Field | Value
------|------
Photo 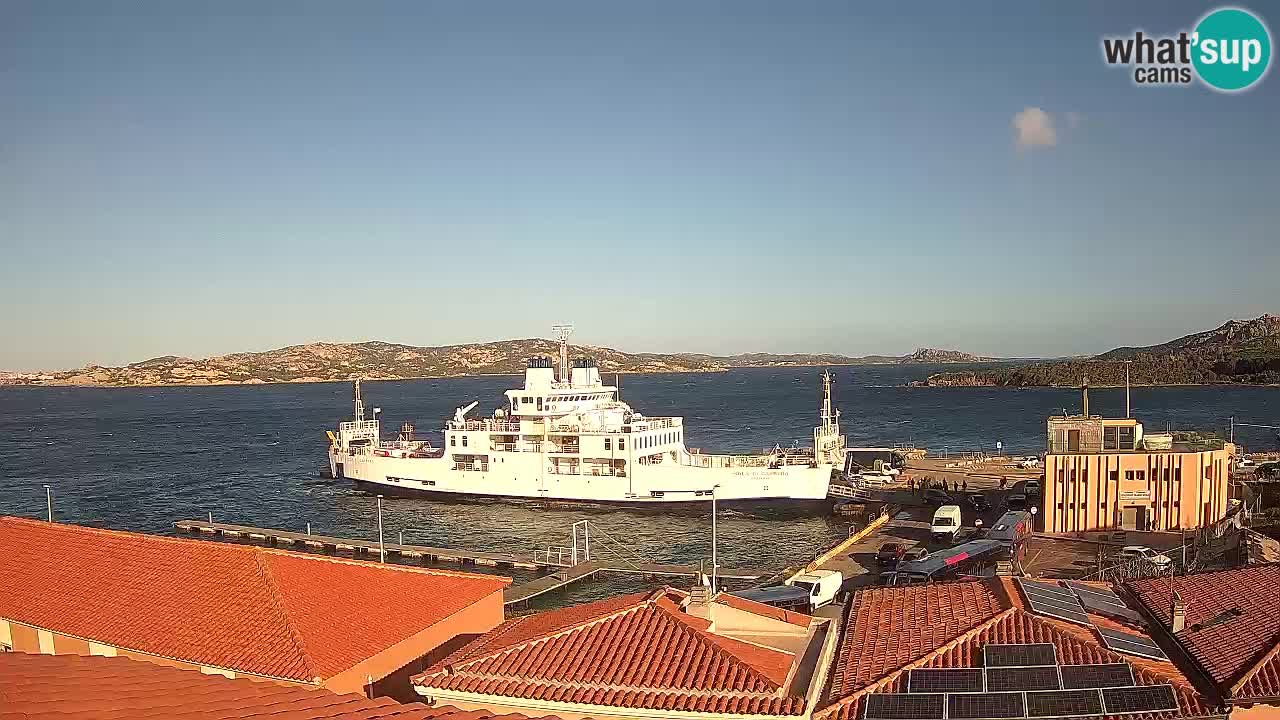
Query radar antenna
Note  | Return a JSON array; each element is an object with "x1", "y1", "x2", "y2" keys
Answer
[{"x1": 552, "y1": 324, "x2": 574, "y2": 382}]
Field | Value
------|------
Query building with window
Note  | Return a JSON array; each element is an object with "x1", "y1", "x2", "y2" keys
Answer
[{"x1": 1042, "y1": 402, "x2": 1234, "y2": 533}]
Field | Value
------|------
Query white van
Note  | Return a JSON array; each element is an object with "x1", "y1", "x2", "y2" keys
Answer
[
  {"x1": 784, "y1": 569, "x2": 844, "y2": 611},
  {"x1": 931, "y1": 505, "x2": 963, "y2": 542}
]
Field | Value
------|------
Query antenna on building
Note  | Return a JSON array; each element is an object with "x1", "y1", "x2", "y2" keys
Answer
[
  {"x1": 1124, "y1": 360, "x2": 1132, "y2": 418},
  {"x1": 551, "y1": 324, "x2": 574, "y2": 382},
  {"x1": 1081, "y1": 375, "x2": 1089, "y2": 417}
]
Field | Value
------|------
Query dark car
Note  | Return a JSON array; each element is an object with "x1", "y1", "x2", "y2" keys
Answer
[
  {"x1": 924, "y1": 489, "x2": 953, "y2": 506},
  {"x1": 901, "y1": 546, "x2": 929, "y2": 563},
  {"x1": 875, "y1": 542, "x2": 905, "y2": 566},
  {"x1": 1006, "y1": 493, "x2": 1028, "y2": 511},
  {"x1": 968, "y1": 494, "x2": 992, "y2": 512}
]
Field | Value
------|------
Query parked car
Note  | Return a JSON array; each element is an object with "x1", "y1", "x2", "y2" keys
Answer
[
  {"x1": 1018, "y1": 457, "x2": 1041, "y2": 469},
  {"x1": 925, "y1": 488, "x2": 954, "y2": 506},
  {"x1": 1024, "y1": 479, "x2": 1042, "y2": 498},
  {"x1": 875, "y1": 542, "x2": 906, "y2": 566},
  {"x1": 1116, "y1": 546, "x2": 1172, "y2": 568},
  {"x1": 901, "y1": 546, "x2": 929, "y2": 563},
  {"x1": 1006, "y1": 494, "x2": 1027, "y2": 511},
  {"x1": 1237, "y1": 458, "x2": 1256, "y2": 468},
  {"x1": 968, "y1": 494, "x2": 992, "y2": 512}
]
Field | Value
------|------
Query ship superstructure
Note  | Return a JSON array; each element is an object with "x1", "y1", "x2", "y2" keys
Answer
[{"x1": 328, "y1": 328, "x2": 845, "y2": 506}]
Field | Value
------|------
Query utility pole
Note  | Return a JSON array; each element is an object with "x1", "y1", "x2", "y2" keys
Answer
[
  {"x1": 711, "y1": 485, "x2": 720, "y2": 594},
  {"x1": 43, "y1": 485, "x2": 53, "y2": 522},
  {"x1": 376, "y1": 495, "x2": 385, "y2": 563},
  {"x1": 1124, "y1": 361, "x2": 1131, "y2": 419}
]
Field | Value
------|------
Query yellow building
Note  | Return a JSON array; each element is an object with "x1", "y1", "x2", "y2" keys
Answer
[{"x1": 1043, "y1": 405, "x2": 1233, "y2": 533}]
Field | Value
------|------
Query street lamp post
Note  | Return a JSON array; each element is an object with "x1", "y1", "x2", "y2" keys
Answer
[
  {"x1": 376, "y1": 495, "x2": 385, "y2": 563},
  {"x1": 711, "y1": 484, "x2": 720, "y2": 594},
  {"x1": 43, "y1": 485, "x2": 52, "y2": 522}
]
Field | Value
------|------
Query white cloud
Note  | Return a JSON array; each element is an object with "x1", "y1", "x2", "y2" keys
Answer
[{"x1": 1012, "y1": 107, "x2": 1057, "y2": 150}]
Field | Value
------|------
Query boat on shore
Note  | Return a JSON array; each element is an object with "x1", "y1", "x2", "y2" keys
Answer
[{"x1": 327, "y1": 327, "x2": 846, "y2": 508}]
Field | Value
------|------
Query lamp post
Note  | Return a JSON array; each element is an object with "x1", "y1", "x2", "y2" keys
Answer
[
  {"x1": 711, "y1": 484, "x2": 721, "y2": 594},
  {"x1": 43, "y1": 485, "x2": 52, "y2": 522},
  {"x1": 376, "y1": 495, "x2": 385, "y2": 563}
]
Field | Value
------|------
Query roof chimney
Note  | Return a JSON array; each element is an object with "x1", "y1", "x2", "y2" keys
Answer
[
  {"x1": 1081, "y1": 376, "x2": 1090, "y2": 417},
  {"x1": 685, "y1": 585, "x2": 713, "y2": 621},
  {"x1": 1172, "y1": 591, "x2": 1186, "y2": 633}
]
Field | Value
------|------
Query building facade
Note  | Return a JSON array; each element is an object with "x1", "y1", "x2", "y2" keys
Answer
[{"x1": 1043, "y1": 415, "x2": 1233, "y2": 533}]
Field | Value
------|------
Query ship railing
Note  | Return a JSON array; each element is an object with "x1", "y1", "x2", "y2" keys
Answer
[
  {"x1": 448, "y1": 419, "x2": 521, "y2": 432},
  {"x1": 628, "y1": 417, "x2": 677, "y2": 431},
  {"x1": 684, "y1": 451, "x2": 818, "y2": 469},
  {"x1": 340, "y1": 420, "x2": 380, "y2": 435}
]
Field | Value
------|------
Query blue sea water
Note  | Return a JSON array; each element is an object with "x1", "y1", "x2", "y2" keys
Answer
[{"x1": 1, "y1": 364, "x2": 1274, "y2": 607}]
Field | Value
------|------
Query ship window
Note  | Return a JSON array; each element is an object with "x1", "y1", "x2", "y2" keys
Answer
[
  {"x1": 450, "y1": 436, "x2": 456, "y2": 447},
  {"x1": 523, "y1": 396, "x2": 532, "y2": 403},
  {"x1": 537, "y1": 397, "x2": 543, "y2": 411},
  {"x1": 619, "y1": 438, "x2": 625, "y2": 450},
  {"x1": 604, "y1": 438, "x2": 612, "y2": 450},
  {"x1": 512, "y1": 398, "x2": 519, "y2": 410}
]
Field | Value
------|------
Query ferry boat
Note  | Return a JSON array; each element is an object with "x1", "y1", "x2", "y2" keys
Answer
[{"x1": 327, "y1": 328, "x2": 846, "y2": 508}]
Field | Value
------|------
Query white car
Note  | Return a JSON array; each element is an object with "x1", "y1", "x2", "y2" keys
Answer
[
  {"x1": 1116, "y1": 546, "x2": 1172, "y2": 567},
  {"x1": 1018, "y1": 457, "x2": 1041, "y2": 469},
  {"x1": 1238, "y1": 458, "x2": 1256, "y2": 468}
]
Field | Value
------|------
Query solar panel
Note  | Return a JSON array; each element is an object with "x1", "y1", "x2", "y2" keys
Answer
[
  {"x1": 984, "y1": 643, "x2": 1058, "y2": 667},
  {"x1": 1022, "y1": 592, "x2": 1093, "y2": 626},
  {"x1": 1097, "y1": 627, "x2": 1169, "y2": 661},
  {"x1": 1020, "y1": 579, "x2": 1078, "y2": 601},
  {"x1": 907, "y1": 668, "x2": 984, "y2": 693},
  {"x1": 1059, "y1": 663, "x2": 1136, "y2": 689},
  {"x1": 1065, "y1": 582, "x2": 1145, "y2": 624},
  {"x1": 863, "y1": 693, "x2": 946, "y2": 720},
  {"x1": 1025, "y1": 689, "x2": 1105, "y2": 718},
  {"x1": 947, "y1": 692, "x2": 1026, "y2": 719},
  {"x1": 1101, "y1": 685, "x2": 1179, "y2": 714},
  {"x1": 986, "y1": 665, "x2": 1062, "y2": 692}
]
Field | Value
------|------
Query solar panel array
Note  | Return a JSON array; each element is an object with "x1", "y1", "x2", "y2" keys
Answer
[
  {"x1": 864, "y1": 644, "x2": 1180, "y2": 720},
  {"x1": 1064, "y1": 581, "x2": 1145, "y2": 624},
  {"x1": 1015, "y1": 579, "x2": 1092, "y2": 626},
  {"x1": 1016, "y1": 578, "x2": 1174, "y2": 663},
  {"x1": 1097, "y1": 626, "x2": 1170, "y2": 661}
]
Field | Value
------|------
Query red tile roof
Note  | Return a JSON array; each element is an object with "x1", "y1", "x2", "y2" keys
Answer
[
  {"x1": 1130, "y1": 563, "x2": 1280, "y2": 701},
  {"x1": 0, "y1": 516, "x2": 509, "y2": 683},
  {"x1": 827, "y1": 579, "x2": 1007, "y2": 696},
  {"x1": 819, "y1": 578, "x2": 1214, "y2": 720},
  {"x1": 415, "y1": 589, "x2": 805, "y2": 716},
  {"x1": 0, "y1": 651, "x2": 561, "y2": 720}
]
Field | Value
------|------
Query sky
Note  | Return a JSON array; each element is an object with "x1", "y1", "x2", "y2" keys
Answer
[{"x1": 2, "y1": 1, "x2": 1277, "y2": 370}]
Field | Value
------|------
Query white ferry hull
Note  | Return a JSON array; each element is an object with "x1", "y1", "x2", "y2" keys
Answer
[{"x1": 331, "y1": 450, "x2": 835, "y2": 505}]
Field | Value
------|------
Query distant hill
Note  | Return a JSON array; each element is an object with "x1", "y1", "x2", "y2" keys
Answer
[
  {"x1": 921, "y1": 314, "x2": 1280, "y2": 387},
  {"x1": 0, "y1": 341, "x2": 996, "y2": 388}
]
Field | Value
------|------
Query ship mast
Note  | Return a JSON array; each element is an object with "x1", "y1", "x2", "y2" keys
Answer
[
  {"x1": 353, "y1": 378, "x2": 365, "y2": 422},
  {"x1": 552, "y1": 324, "x2": 574, "y2": 383}
]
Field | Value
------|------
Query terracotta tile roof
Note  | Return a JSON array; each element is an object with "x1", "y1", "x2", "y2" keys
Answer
[
  {"x1": 827, "y1": 579, "x2": 1007, "y2": 696},
  {"x1": 1130, "y1": 563, "x2": 1280, "y2": 701},
  {"x1": 415, "y1": 589, "x2": 805, "y2": 716},
  {"x1": 820, "y1": 578, "x2": 1215, "y2": 720},
  {"x1": 0, "y1": 516, "x2": 508, "y2": 683},
  {"x1": 0, "y1": 651, "x2": 561, "y2": 720},
  {"x1": 718, "y1": 592, "x2": 813, "y2": 627}
]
